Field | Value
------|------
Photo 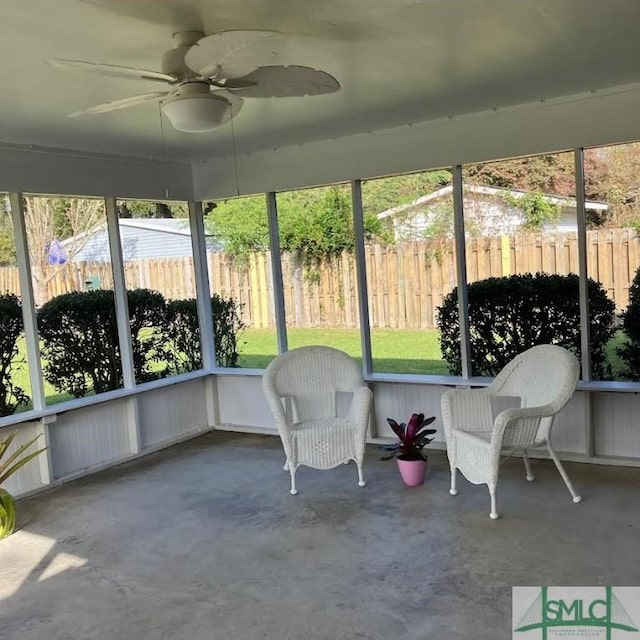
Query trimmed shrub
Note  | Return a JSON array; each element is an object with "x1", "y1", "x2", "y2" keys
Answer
[
  {"x1": 166, "y1": 294, "x2": 245, "y2": 370},
  {"x1": 618, "y1": 267, "x2": 640, "y2": 379},
  {"x1": 166, "y1": 298, "x2": 201, "y2": 373},
  {"x1": 0, "y1": 293, "x2": 29, "y2": 416},
  {"x1": 38, "y1": 288, "x2": 171, "y2": 398},
  {"x1": 38, "y1": 290, "x2": 121, "y2": 397},
  {"x1": 127, "y1": 288, "x2": 169, "y2": 383},
  {"x1": 437, "y1": 273, "x2": 615, "y2": 378}
]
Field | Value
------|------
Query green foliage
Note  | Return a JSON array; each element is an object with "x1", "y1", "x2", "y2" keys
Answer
[
  {"x1": 437, "y1": 273, "x2": 615, "y2": 378},
  {"x1": 618, "y1": 266, "x2": 640, "y2": 379},
  {"x1": 0, "y1": 199, "x2": 16, "y2": 266},
  {"x1": 205, "y1": 195, "x2": 268, "y2": 265},
  {"x1": 38, "y1": 290, "x2": 121, "y2": 397},
  {"x1": 464, "y1": 154, "x2": 576, "y2": 196},
  {"x1": 166, "y1": 298, "x2": 201, "y2": 373},
  {"x1": 165, "y1": 294, "x2": 245, "y2": 370},
  {"x1": 37, "y1": 289, "x2": 174, "y2": 398},
  {"x1": 127, "y1": 289, "x2": 169, "y2": 383},
  {"x1": 503, "y1": 191, "x2": 560, "y2": 231},
  {"x1": 211, "y1": 294, "x2": 245, "y2": 367},
  {"x1": 205, "y1": 186, "x2": 389, "y2": 274},
  {"x1": 0, "y1": 432, "x2": 47, "y2": 538},
  {"x1": 37, "y1": 287, "x2": 246, "y2": 398},
  {"x1": 0, "y1": 489, "x2": 15, "y2": 539},
  {"x1": 362, "y1": 169, "x2": 452, "y2": 214},
  {"x1": 0, "y1": 294, "x2": 29, "y2": 416},
  {"x1": 118, "y1": 201, "x2": 188, "y2": 219}
]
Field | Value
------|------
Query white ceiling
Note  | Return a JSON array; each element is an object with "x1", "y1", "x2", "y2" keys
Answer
[{"x1": 2, "y1": 0, "x2": 640, "y2": 164}]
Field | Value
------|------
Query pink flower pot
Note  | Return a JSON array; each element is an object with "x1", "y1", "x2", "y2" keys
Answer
[{"x1": 397, "y1": 458, "x2": 427, "y2": 486}]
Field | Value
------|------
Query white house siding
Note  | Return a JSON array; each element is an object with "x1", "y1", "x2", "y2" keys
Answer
[
  {"x1": 73, "y1": 225, "x2": 193, "y2": 262},
  {"x1": 392, "y1": 193, "x2": 579, "y2": 240}
]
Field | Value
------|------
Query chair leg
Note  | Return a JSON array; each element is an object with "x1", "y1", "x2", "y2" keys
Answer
[
  {"x1": 449, "y1": 467, "x2": 458, "y2": 496},
  {"x1": 547, "y1": 441, "x2": 582, "y2": 504},
  {"x1": 523, "y1": 450, "x2": 535, "y2": 481},
  {"x1": 489, "y1": 484, "x2": 499, "y2": 520},
  {"x1": 357, "y1": 462, "x2": 366, "y2": 487},
  {"x1": 289, "y1": 465, "x2": 298, "y2": 495}
]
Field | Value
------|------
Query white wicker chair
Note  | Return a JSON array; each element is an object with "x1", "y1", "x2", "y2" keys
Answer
[
  {"x1": 441, "y1": 344, "x2": 581, "y2": 519},
  {"x1": 262, "y1": 346, "x2": 372, "y2": 495}
]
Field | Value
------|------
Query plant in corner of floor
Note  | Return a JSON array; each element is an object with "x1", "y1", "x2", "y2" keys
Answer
[
  {"x1": 380, "y1": 413, "x2": 437, "y2": 462},
  {"x1": 0, "y1": 432, "x2": 47, "y2": 539}
]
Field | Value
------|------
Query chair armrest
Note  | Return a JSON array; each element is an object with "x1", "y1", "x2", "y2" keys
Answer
[
  {"x1": 263, "y1": 387, "x2": 293, "y2": 437},
  {"x1": 441, "y1": 388, "x2": 493, "y2": 436},
  {"x1": 347, "y1": 385, "x2": 373, "y2": 436},
  {"x1": 491, "y1": 404, "x2": 555, "y2": 450}
]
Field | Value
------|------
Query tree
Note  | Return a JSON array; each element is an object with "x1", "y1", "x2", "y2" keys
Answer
[
  {"x1": 0, "y1": 197, "x2": 16, "y2": 266},
  {"x1": 118, "y1": 201, "x2": 188, "y2": 219},
  {"x1": 23, "y1": 197, "x2": 105, "y2": 306},
  {"x1": 361, "y1": 169, "x2": 452, "y2": 214},
  {"x1": 463, "y1": 154, "x2": 577, "y2": 196},
  {"x1": 584, "y1": 142, "x2": 640, "y2": 228},
  {"x1": 204, "y1": 185, "x2": 389, "y2": 271}
]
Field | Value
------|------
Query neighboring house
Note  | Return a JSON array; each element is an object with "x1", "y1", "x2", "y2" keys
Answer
[
  {"x1": 377, "y1": 184, "x2": 608, "y2": 241},
  {"x1": 63, "y1": 218, "x2": 219, "y2": 263}
]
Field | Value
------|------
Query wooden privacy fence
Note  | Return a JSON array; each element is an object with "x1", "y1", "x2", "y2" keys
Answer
[{"x1": 0, "y1": 229, "x2": 638, "y2": 329}]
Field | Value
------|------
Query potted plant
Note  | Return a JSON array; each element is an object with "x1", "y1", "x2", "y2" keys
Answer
[
  {"x1": 0, "y1": 432, "x2": 47, "y2": 539},
  {"x1": 381, "y1": 413, "x2": 437, "y2": 486}
]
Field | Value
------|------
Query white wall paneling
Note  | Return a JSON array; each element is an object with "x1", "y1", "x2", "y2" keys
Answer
[
  {"x1": 3, "y1": 378, "x2": 640, "y2": 502},
  {"x1": 593, "y1": 392, "x2": 640, "y2": 459},
  {"x1": 48, "y1": 401, "x2": 130, "y2": 480},
  {"x1": 138, "y1": 379, "x2": 209, "y2": 450},
  {"x1": 371, "y1": 382, "x2": 589, "y2": 455},
  {"x1": 215, "y1": 375, "x2": 276, "y2": 432},
  {"x1": 370, "y1": 382, "x2": 449, "y2": 443},
  {"x1": 1, "y1": 421, "x2": 44, "y2": 496}
]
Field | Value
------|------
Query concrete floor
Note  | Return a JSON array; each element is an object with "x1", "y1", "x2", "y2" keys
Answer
[{"x1": 1, "y1": 432, "x2": 639, "y2": 640}]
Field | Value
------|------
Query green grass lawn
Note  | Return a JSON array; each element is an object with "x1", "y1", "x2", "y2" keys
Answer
[
  {"x1": 237, "y1": 327, "x2": 631, "y2": 379},
  {"x1": 238, "y1": 328, "x2": 449, "y2": 375}
]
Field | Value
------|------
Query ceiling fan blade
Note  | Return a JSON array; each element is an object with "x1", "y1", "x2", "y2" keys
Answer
[
  {"x1": 228, "y1": 65, "x2": 340, "y2": 98},
  {"x1": 185, "y1": 30, "x2": 283, "y2": 80},
  {"x1": 210, "y1": 78, "x2": 257, "y2": 90},
  {"x1": 69, "y1": 91, "x2": 169, "y2": 117},
  {"x1": 48, "y1": 59, "x2": 176, "y2": 84}
]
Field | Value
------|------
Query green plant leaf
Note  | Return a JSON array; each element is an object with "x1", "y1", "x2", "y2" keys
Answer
[
  {"x1": 0, "y1": 488, "x2": 16, "y2": 539},
  {"x1": 0, "y1": 431, "x2": 17, "y2": 460},
  {"x1": 0, "y1": 434, "x2": 47, "y2": 485}
]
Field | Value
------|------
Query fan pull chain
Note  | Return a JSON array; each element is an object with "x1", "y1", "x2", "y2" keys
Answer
[{"x1": 158, "y1": 102, "x2": 169, "y2": 199}]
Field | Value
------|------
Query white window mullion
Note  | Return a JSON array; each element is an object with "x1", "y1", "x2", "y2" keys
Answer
[
  {"x1": 351, "y1": 179, "x2": 373, "y2": 377},
  {"x1": 452, "y1": 166, "x2": 472, "y2": 379},
  {"x1": 266, "y1": 192, "x2": 288, "y2": 354}
]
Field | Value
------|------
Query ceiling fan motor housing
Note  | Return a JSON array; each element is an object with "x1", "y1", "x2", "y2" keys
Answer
[
  {"x1": 161, "y1": 31, "x2": 205, "y2": 80},
  {"x1": 161, "y1": 82, "x2": 230, "y2": 133}
]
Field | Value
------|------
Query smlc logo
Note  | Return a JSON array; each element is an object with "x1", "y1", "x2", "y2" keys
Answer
[{"x1": 513, "y1": 587, "x2": 640, "y2": 639}]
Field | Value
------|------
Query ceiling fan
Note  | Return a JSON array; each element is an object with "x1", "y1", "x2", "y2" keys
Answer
[{"x1": 48, "y1": 30, "x2": 340, "y2": 133}]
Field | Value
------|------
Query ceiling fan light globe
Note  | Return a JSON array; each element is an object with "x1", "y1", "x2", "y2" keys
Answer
[{"x1": 161, "y1": 94, "x2": 230, "y2": 133}]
